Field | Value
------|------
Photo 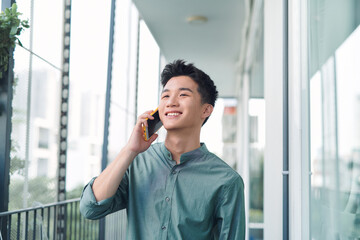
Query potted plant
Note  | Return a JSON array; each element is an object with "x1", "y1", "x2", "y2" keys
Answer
[{"x1": 0, "y1": 3, "x2": 29, "y2": 82}]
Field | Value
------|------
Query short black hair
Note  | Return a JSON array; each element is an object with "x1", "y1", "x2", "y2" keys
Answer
[{"x1": 160, "y1": 59, "x2": 218, "y2": 125}]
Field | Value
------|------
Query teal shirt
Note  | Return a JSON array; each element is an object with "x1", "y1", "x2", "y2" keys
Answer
[{"x1": 80, "y1": 143, "x2": 245, "y2": 240}]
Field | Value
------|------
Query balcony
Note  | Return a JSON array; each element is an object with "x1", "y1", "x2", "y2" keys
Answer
[{"x1": 0, "y1": 199, "x2": 99, "y2": 240}]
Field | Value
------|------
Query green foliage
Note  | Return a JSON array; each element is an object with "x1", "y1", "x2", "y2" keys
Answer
[
  {"x1": 249, "y1": 151, "x2": 264, "y2": 223},
  {"x1": 249, "y1": 209, "x2": 264, "y2": 223},
  {"x1": 0, "y1": 3, "x2": 29, "y2": 78},
  {"x1": 67, "y1": 184, "x2": 85, "y2": 199},
  {"x1": 9, "y1": 140, "x2": 25, "y2": 176},
  {"x1": 9, "y1": 176, "x2": 56, "y2": 210}
]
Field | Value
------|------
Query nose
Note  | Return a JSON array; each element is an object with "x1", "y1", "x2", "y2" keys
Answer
[{"x1": 166, "y1": 95, "x2": 179, "y2": 107}]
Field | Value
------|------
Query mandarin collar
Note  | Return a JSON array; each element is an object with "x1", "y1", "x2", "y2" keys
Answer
[{"x1": 161, "y1": 143, "x2": 209, "y2": 165}]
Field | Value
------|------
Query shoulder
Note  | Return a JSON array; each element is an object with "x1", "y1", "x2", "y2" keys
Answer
[
  {"x1": 130, "y1": 143, "x2": 164, "y2": 168},
  {"x1": 148, "y1": 142, "x2": 163, "y2": 153},
  {"x1": 136, "y1": 142, "x2": 163, "y2": 159},
  {"x1": 205, "y1": 151, "x2": 244, "y2": 189}
]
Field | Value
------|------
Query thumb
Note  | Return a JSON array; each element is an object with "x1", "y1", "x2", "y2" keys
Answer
[{"x1": 148, "y1": 133, "x2": 158, "y2": 144}]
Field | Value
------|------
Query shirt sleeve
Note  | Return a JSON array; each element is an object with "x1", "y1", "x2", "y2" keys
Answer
[
  {"x1": 215, "y1": 176, "x2": 246, "y2": 240},
  {"x1": 79, "y1": 172, "x2": 129, "y2": 220}
]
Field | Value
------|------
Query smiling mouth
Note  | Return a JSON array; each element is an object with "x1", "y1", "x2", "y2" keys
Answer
[{"x1": 166, "y1": 112, "x2": 182, "y2": 116}]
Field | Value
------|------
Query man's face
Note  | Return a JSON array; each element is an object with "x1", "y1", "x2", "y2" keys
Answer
[{"x1": 158, "y1": 76, "x2": 210, "y2": 132}]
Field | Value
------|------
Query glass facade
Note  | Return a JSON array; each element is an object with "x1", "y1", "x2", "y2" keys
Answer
[
  {"x1": 136, "y1": 20, "x2": 161, "y2": 116},
  {"x1": 247, "y1": 5, "x2": 264, "y2": 238},
  {"x1": 105, "y1": 1, "x2": 139, "y2": 237},
  {"x1": 248, "y1": 99, "x2": 265, "y2": 240},
  {"x1": 309, "y1": 0, "x2": 360, "y2": 238},
  {"x1": 9, "y1": 0, "x2": 63, "y2": 210},
  {"x1": 66, "y1": 0, "x2": 111, "y2": 194}
]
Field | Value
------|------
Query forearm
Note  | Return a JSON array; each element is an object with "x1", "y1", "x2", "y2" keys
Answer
[
  {"x1": 91, "y1": 110, "x2": 158, "y2": 202},
  {"x1": 92, "y1": 145, "x2": 138, "y2": 202}
]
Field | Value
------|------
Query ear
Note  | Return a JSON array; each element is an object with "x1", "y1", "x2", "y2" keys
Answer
[{"x1": 201, "y1": 104, "x2": 213, "y2": 119}]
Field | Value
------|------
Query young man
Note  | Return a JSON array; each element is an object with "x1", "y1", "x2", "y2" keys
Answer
[{"x1": 80, "y1": 60, "x2": 245, "y2": 239}]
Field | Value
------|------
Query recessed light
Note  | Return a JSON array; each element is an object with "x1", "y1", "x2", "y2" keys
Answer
[{"x1": 186, "y1": 15, "x2": 208, "y2": 24}]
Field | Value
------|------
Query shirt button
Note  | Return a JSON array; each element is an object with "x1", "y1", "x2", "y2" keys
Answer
[
  {"x1": 161, "y1": 226, "x2": 166, "y2": 230},
  {"x1": 172, "y1": 170, "x2": 177, "y2": 175},
  {"x1": 165, "y1": 197, "x2": 170, "y2": 202}
]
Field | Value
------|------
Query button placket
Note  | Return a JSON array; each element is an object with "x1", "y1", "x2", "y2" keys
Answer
[{"x1": 160, "y1": 167, "x2": 178, "y2": 239}]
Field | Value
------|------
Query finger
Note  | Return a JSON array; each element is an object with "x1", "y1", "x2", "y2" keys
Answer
[
  {"x1": 137, "y1": 113, "x2": 153, "y2": 123},
  {"x1": 145, "y1": 112, "x2": 155, "y2": 120},
  {"x1": 136, "y1": 119, "x2": 148, "y2": 131},
  {"x1": 141, "y1": 110, "x2": 155, "y2": 119},
  {"x1": 142, "y1": 118, "x2": 148, "y2": 128},
  {"x1": 138, "y1": 110, "x2": 152, "y2": 117},
  {"x1": 148, "y1": 133, "x2": 158, "y2": 144},
  {"x1": 137, "y1": 114, "x2": 151, "y2": 124},
  {"x1": 142, "y1": 110, "x2": 154, "y2": 117},
  {"x1": 135, "y1": 118, "x2": 145, "y2": 127},
  {"x1": 142, "y1": 114, "x2": 154, "y2": 120}
]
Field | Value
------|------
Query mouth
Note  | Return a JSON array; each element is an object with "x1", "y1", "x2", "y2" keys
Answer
[{"x1": 165, "y1": 111, "x2": 182, "y2": 117}]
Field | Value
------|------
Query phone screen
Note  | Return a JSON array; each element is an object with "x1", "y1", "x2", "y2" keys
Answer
[{"x1": 144, "y1": 109, "x2": 163, "y2": 140}]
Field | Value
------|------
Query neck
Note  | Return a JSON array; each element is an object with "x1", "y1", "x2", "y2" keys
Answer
[{"x1": 164, "y1": 128, "x2": 201, "y2": 164}]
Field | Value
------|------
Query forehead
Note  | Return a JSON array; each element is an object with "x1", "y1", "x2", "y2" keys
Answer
[{"x1": 163, "y1": 76, "x2": 198, "y2": 90}]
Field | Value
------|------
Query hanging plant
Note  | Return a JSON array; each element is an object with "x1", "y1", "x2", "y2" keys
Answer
[{"x1": 0, "y1": 3, "x2": 29, "y2": 79}]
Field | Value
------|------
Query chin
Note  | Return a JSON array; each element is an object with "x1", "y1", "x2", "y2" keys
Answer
[
  {"x1": 163, "y1": 122, "x2": 185, "y2": 131},
  {"x1": 163, "y1": 124, "x2": 179, "y2": 131}
]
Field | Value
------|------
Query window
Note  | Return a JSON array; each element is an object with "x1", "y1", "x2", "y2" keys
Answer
[
  {"x1": 38, "y1": 127, "x2": 49, "y2": 149},
  {"x1": 37, "y1": 158, "x2": 48, "y2": 177},
  {"x1": 308, "y1": 1, "x2": 360, "y2": 238},
  {"x1": 248, "y1": 99, "x2": 265, "y2": 226}
]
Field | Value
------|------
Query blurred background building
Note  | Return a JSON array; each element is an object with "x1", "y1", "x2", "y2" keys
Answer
[{"x1": 0, "y1": 0, "x2": 359, "y2": 239}]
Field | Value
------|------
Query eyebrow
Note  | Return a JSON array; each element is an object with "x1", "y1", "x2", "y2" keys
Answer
[{"x1": 161, "y1": 87, "x2": 193, "y2": 94}]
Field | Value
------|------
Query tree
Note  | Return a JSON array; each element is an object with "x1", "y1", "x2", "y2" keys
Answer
[{"x1": 0, "y1": 3, "x2": 29, "y2": 79}]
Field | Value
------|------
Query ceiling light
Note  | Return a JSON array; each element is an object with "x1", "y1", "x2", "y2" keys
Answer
[{"x1": 186, "y1": 15, "x2": 208, "y2": 24}]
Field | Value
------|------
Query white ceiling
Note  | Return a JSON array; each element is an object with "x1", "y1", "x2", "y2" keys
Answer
[{"x1": 133, "y1": 0, "x2": 246, "y2": 98}]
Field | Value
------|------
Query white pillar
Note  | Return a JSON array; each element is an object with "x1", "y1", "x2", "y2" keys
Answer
[
  {"x1": 236, "y1": 72, "x2": 250, "y2": 239},
  {"x1": 264, "y1": 0, "x2": 284, "y2": 239},
  {"x1": 288, "y1": 0, "x2": 310, "y2": 239}
]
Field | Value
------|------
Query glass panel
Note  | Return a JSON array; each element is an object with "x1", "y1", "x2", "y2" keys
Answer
[
  {"x1": 66, "y1": 0, "x2": 110, "y2": 194},
  {"x1": 107, "y1": 1, "x2": 139, "y2": 161},
  {"x1": 309, "y1": 0, "x2": 360, "y2": 238},
  {"x1": 334, "y1": 26, "x2": 360, "y2": 237},
  {"x1": 8, "y1": 0, "x2": 64, "y2": 210},
  {"x1": 249, "y1": 228, "x2": 263, "y2": 240},
  {"x1": 248, "y1": 99, "x2": 265, "y2": 225},
  {"x1": 201, "y1": 98, "x2": 227, "y2": 160},
  {"x1": 10, "y1": 49, "x2": 61, "y2": 210},
  {"x1": 136, "y1": 20, "x2": 161, "y2": 117},
  {"x1": 105, "y1": 1, "x2": 139, "y2": 237}
]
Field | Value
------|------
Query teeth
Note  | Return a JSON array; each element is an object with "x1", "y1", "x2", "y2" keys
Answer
[{"x1": 167, "y1": 113, "x2": 180, "y2": 116}]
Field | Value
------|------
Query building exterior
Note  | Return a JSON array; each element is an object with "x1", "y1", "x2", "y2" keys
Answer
[{"x1": 1, "y1": 0, "x2": 359, "y2": 239}]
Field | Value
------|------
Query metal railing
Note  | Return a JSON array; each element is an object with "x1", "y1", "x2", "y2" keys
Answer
[{"x1": 0, "y1": 198, "x2": 99, "y2": 240}]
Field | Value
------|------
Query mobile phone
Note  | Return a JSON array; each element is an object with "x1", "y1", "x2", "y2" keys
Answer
[{"x1": 143, "y1": 108, "x2": 163, "y2": 141}]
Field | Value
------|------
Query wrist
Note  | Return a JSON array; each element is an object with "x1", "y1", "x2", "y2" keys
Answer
[{"x1": 123, "y1": 144, "x2": 140, "y2": 159}]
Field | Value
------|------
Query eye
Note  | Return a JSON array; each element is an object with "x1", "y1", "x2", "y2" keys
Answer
[
  {"x1": 180, "y1": 93, "x2": 188, "y2": 97},
  {"x1": 161, "y1": 95, "x2": 169, "y2": 99}
]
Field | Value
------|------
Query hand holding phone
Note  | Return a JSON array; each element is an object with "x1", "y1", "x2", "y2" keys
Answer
[{"x1": 143, "y1": 108, "x2": 163, "y2": 141}]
